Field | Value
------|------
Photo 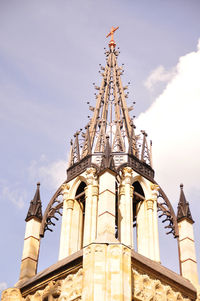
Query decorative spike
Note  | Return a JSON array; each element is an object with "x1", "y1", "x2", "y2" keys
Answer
[
  {"x1": 25, "y1": 183, "x2": 42, "y2": 222},
  {"x1": 128, "y1": 106, "x2": 133, "y2": 112},
  {"x1": 177, "y1": 184, "x2": 194, "y2": 223},
  {"x1": 89, "y1": 106, "x2": 95, "y2": 112}
]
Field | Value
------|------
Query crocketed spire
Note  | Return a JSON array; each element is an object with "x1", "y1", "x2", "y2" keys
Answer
[
  {"x1": 177, "y1": 184, "x2": 193, "y2": 223},
  {"x1": 68, "y1": 27, "x2": 153, "y2": 178},
  {"x1": 25, "y1": 182, "x2": 43, "y2": 222}
]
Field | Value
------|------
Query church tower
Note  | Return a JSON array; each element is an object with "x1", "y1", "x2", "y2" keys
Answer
[{"x1": 2, "y1": 27, "x2": 199, "y2": 301}]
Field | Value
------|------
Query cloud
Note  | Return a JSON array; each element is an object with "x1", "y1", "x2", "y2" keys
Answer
[
  {"x1": 0, "y1": 282, "x2": 7, "y2": 291},
  {"x1": 0, "y1": 182, "x2": 26, "y2": 209},
  {"x1": 28, "y1": 155, "x2": 67, "y2": 190},
  {"x1": 144, "y1": 65, "x2": 176, "y2": 91},
  {"x1": 136, "y1": 39, "x2": 200, "y2": 203}
]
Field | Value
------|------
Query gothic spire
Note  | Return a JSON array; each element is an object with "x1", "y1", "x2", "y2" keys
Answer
[
  {"x1": 67, "y1": 27, "x2": 153, "y2": 180},
  {"x1": 177, "y1": 184, "x2": 194, "y2": 223},
  {"x1": 25, "y1": 182, "x2": 43, "y2": 222}
]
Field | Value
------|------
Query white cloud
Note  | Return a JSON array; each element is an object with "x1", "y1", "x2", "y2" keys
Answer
[
  {"x1": 28, "y1": 155, "x2": 67, "y2": 190},
  {"x1": 144, "y1": 65, "x2": 176, "y2": 90},
  {"x1": 0, "y1": 183, "x2": 26, "y2": 209},
  {"x1": 0, "y1": 282, "x2": 7, "y2": 291},
  {"x1": 136, "y1": 39, "x2": 200, "y2": 203}
]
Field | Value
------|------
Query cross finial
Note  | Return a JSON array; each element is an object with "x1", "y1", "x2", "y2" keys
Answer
[{"x1": 106, "y1": 26, "x2": 119, "y2": 47}]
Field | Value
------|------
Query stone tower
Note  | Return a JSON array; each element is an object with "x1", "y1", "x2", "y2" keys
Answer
[{"x1": 2, "y1": 27, "x2": 199, "y2": 301}]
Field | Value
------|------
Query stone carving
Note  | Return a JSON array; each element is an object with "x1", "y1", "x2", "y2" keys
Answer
[
  {"x1": 122, "y1": 167, "x2": 133, "y2": 184},
  {"x1": 132, "y1": 268, "x2": 191, "y2": 301},
  {"x1": 21, "y1": 268, "x2": 83, "y2": 301},
  {"x1": 24, "y1": 290, "x2": 43, "y2": 301},
  {"x1": 59, "y1": 268, "x2": 83, "y2": 301},
  {"x1": 42, "y1": 280, "x2": 62, "y2": 300},
  {"x1": 1, "y1": 288, "x2": 23, "y2": 301},
  {"x1": 85, "y1": 167, "x2": 96, "y2": 185}
]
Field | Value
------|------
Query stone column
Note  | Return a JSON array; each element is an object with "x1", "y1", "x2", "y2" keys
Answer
[
  {"x1": 82, "y1": 243, "x2": 132, "y2": 301},
  {"x1": 91, "y1": 183, "x2": 99, "y2": 242},
  {"x1": 97, "y1": 170, "x2": 116, "y2": 241},
  {"x1": 119, "y1": 167, "x2": 133, "y2": 248},
  {"x1": 137, "y1": 183, "x2": 160, "y2": 262},
  {"x1": 146, "y1": 198, "x2": 154, "y2": 260},
  {"x1": 59, "y1": 184, "x2": 75, "y2": 260},
  {"x1": 83, "y1": 167, "x2": 98, "y2": 247},
  {"x1": 178, "y1": 219, "x2": 199, "y2": 285},
  {"x1": 18, "y1": 217, "x2": 41, "y2": 283},
  {"x1": 119, "y1": 184, "x2": 126, "y2": 243},
  {"x1": 152, "y1": 184, "x2": 160, "y2": 262}
]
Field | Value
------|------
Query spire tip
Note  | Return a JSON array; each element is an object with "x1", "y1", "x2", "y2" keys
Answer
[{"x1": 106, "y1": 26, "x2": 119, "y2": 47}]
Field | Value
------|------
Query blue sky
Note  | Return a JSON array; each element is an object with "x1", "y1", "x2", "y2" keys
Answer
[{"x1": 1, "y1": 0, "x2": 200, "y2": 293}]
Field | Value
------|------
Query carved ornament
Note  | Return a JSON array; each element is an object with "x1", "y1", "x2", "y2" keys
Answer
[
  {"x1": 122, "y1": 166, "x2": 133, "y2": 184},
  {"x1": 21, "y1": 268, "x2": 83, "y2": 301},
  {"x1": 86, "y1": 167, "x2": 97, "y2": 185},
  {"x1": 132, "y1": 268, "x2": 191, "y2": 301},
  {"x1": 66, "y1": 199, "x2": 75, "y2": 210},
  {"x1": 1, "y1": 288, "x2": 23, "y2": 301}
]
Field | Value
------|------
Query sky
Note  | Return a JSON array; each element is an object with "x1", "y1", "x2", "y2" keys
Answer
[{"x1": 1, "y1": 0, "x2": 200, "y2": 294}]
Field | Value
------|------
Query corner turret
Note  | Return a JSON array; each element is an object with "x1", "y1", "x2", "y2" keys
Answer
[
  {"x1": 17, "y1": 183, "x2": 43, "y2": 285},
  {"x1": 25, "y1": 182, "x2": 42, "y2": 222},
  {"x1": 177, "y1": 184, "x2": 193, "y2": 223},
  {"x1": 177, "y1": 184, "x2": 198, "y2": 285}
]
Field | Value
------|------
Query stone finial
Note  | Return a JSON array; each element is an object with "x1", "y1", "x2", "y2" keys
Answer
[
  {"x1": 25, "y1": 182, "x2": 42, "y2": 222},
  {"x1": 177, "y1": 184, "x2": 194, "y2": 223}
]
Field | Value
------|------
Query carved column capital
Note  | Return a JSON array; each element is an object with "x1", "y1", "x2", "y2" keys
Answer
[
  {"x1": 86, "y1": 167, "x2": 97, "y2": 185},
  {"x1": 122, "y1": 167, "x2": 133, "y2": 184},
  {"x1": 61, "y1": 184, "x2": 70, "y2": 200},
  {"x1": 66, "y1": 199, "x2": 75, "y2": 210}
]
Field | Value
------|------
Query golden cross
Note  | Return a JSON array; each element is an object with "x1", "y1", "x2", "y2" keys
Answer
[{"x1": 106, "y1": 26, "x2": 119, "y2": 46}]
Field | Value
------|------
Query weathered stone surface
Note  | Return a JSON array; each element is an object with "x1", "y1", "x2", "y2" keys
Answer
[
  {"x1": 20, "y1": 268, "x2": 83, "y2": 301},
  {"x1": 132, "y1": 268, "x2": 191, "y2": 301},
  {"x1": 1, "y1": 288, "x2": 23, "y2": 301}
]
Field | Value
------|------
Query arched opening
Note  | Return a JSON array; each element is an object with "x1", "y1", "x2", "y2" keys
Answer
[
  {"x1": 132, "y1": 181, "x2": 145, "y2": 251},
  {"x1": 74, "y1": 181, "x2": 86, "y2": 249}
]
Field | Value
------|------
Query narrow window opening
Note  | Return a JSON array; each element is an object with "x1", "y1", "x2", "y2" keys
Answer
[
  {"x1": 132, "y1": 181, "x2": 145, "y2": 251},
  {"x1": 75, "y1": 181, "x2": 86, "y2": 248}
]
